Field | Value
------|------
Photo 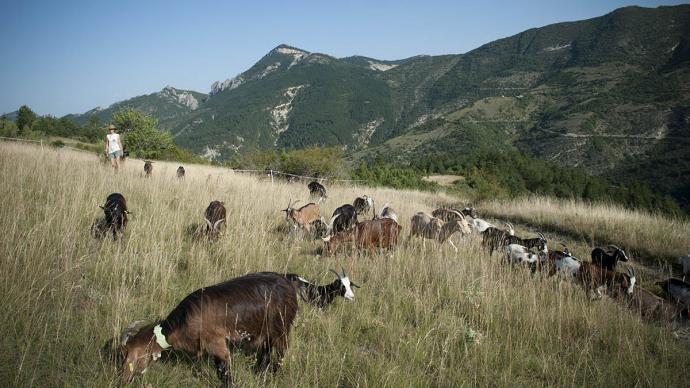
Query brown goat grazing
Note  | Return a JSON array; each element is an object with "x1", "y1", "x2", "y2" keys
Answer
[
  {"x1": 282, "y1": 199, "x2": 321, "y2": 232},
  {"x1": 656, "y1": 278, "x2": 690, "y2": 307},
  {"x1": 119, "y1": 272, "x2": 298, "y2": 386},
  {"x1": 204, "y1": 201, "x2": 226, "y2": 241},
  {"x1": 323, "y1": 218, "x2": 402, "y2": 255},
  {"x1": 143, "y1": 161, "x2": 153, "y2": 176},
  {"x1": 409, "y1": 211, "x2": 471, "y2": 252},
  {"x1": 576, "y1": 262, "x2": 636, "y2": 299},
  {"x1": 432, "y1": 206, "x2": 477, "y2": 221},
  {"x1": 623, "y1": 286, "x2": 683, "y2": 322},
  {"x1": 481, "y1": 226, "x2": 513, "y2": 255}
]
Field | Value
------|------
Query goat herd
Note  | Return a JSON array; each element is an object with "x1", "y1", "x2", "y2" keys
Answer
[{"x1": 93, "y1": 172, "x2": 690, "y2": 386}]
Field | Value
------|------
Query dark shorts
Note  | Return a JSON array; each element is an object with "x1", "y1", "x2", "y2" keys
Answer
[{"x1": 108, "y1": 150, "x2": 123, "y2": 160}]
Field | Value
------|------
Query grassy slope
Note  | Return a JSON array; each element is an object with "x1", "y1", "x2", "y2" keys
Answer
[
  {"x1": 480, "y1": 197, "x2": 690, "y2": 265},
  {"x1": 1, "y1": 142, "x2": 688, "y2": 387}
]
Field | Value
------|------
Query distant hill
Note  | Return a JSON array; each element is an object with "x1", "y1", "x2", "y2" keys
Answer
[
  {"x1": 64, "y1": 86, "x2": 206, "y2": 131},
  {"x1": 60, "y1": 5, "x2": 690, "y2": 206},
  {"x1": 1, "y1": 111, "x2": 18, "y2": 121}
]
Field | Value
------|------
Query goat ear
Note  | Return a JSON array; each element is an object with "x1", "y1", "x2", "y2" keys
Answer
[
  {"x1": 350, "y1": 281, "x2": 361, "y2": 288},
  {"x1": 99, "y1": 205, "x2": 104, "y2": 209}
]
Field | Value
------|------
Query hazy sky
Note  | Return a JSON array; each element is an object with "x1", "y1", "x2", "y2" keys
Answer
[{"x1": 0, "y1": 0, "x2": 685, "y2": 116}]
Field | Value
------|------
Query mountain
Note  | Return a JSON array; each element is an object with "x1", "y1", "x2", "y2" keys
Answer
[
  {"x1": 61, "y1": 5, "x2": 690, "y2": 206},
  {"x1": 354, "y1": 5, "x2": 690, "y2": 205},
  {"x1": 65, "y1": 86, "x2": 206, "y2": 131},
  {"x1": 171, "y1": 44, "x2": 401, "y2": 158}
]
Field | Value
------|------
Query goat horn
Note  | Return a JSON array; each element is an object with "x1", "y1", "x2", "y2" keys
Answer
[
  {"x1": 204, "y1": 218, "x2": 213, "y2": 229},
  {"x1": 505, "y1": 222, "x2": 514, "y2": 229},
  {"x1": 213, "y1": 219, "x2": 225, "y2": 230},
  {"x1": 350, "y1": 281, "x2": 361, "y2": 288},
  {"x1": 120, "y1": 319, "x2": 147, "y2": 346},
  {"x1": 329, "y1": 269, "x2": 342, "y2": 280},
  {"x1": 340, "y1": 265, "x2": 347, "y2": 278},
  {"x1": 609, "y1": 244, "x2": 620, "y2": 251},
  {"x1": 627, "y1": 266, "x2": 635, "y2": 278},
  {"x1": 538, "y1": 232, "x2": 545, "y2": 239},
  {"x1": 450, "y1": 210, "x2": 464, "y2": 218},
  {"x1": 326, "y1": 214, "x2": 340, "y2": 232}
]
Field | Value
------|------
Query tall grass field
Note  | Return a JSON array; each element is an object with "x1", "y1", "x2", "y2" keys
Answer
[{"x1": 1, "y1": 142, "x2": 688, "y2": 387}]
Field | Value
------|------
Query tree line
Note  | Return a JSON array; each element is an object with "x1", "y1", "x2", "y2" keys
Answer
[{"x1": 1, "y1": 105, "x2": 203, "y2": 163}]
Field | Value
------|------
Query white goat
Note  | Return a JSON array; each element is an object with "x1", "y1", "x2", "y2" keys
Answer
[
  {"x1": 470, "y1": 217, "x2": 495, "y2": 233},
  {"x1": 505, "y1": 243, "x2": 548, "y2": 270},
  {"x1": 376, "y1": 202, "x2": 398, "y2": 223}
]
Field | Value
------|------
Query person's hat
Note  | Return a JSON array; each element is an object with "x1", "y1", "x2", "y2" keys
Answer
[{"x1": 108, "y1": 124, "x2": 116, "y2": 130}]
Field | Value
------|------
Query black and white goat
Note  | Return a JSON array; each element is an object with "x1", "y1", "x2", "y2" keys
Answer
[
  {"x1": 591, "y1": 245, "x2": 629, "y2": 271},
  {"x1": 307, "y1": 181, "x2": 327, "y2": 201},
  {"x1": 286, "y1": 267, "x2": 360, "y2": 308},
  {"x1": 353, "y1": 195, "x2": 374, "y2": 215},
  {"x1": 505, "y1": 243, "x2": 548, "y2": 272},
  {"x1": 503, "y1": 232, "x2": 547, "y2": 253},
  {"x1": 330, "y1": 204, "x2": 358, "y2": 234}
]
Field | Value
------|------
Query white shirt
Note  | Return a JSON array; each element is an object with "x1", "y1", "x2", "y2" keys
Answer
[{"x1": 107, "y1": 133, "x2": 121, "y2": 153}]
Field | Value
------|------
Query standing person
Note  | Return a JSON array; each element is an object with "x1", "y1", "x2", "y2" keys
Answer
[{"x1": 104, "y1": 124, "x2": 124, "y2": 170}]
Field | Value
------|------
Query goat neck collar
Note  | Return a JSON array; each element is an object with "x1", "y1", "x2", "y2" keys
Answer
[{"x1": 153, "y1": 324, "x2": 171, "y2": 349}]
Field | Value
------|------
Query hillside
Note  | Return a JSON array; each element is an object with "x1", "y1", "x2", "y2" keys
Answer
[{"x1": 1, "y1": 142, "x2": 689, "y2": 386}]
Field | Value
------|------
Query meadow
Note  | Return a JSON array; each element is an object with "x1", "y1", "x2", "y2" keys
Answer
[{"x1": 1, "y1": 142, "x2": 688, "y2": 387}]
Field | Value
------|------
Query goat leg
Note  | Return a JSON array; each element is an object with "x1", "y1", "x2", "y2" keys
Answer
[
  {"x1": 214, "y1": 356, "x2": 232, "y2": 387},
  {"x1": 254, "y1": 345, "x2": 271, "y2": 373},
  {"x1": 446, "y1": 239, "x2": 458, "y2": 253}
]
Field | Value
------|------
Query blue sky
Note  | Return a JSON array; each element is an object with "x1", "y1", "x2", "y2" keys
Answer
[{"x1": 0, "y1": 0, "x2": 685, "y2": 116}]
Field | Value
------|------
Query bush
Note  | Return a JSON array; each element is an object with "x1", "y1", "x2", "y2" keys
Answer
[
  {"x1": 50, "y1": 140, "x2": 65, "y2": 148},
  {"x1": 112, "y1": 108, "x2": 174, "y2": 160}
]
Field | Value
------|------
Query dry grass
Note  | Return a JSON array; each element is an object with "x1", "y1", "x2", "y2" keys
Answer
[
  {"x1": 480, "y1": 197, "x2": 690, "y2": 265},
  {"x1": 1, "y1": 142, "x2": 688, "y2": 387}
]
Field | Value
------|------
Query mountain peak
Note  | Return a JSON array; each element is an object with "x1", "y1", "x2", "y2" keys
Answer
[
  {"x1": 271, "y1": 44, "x2": 310, "y2": 56},
  {"x1": 158, "y1": 86, "x2": 199, "y2": 110}
]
